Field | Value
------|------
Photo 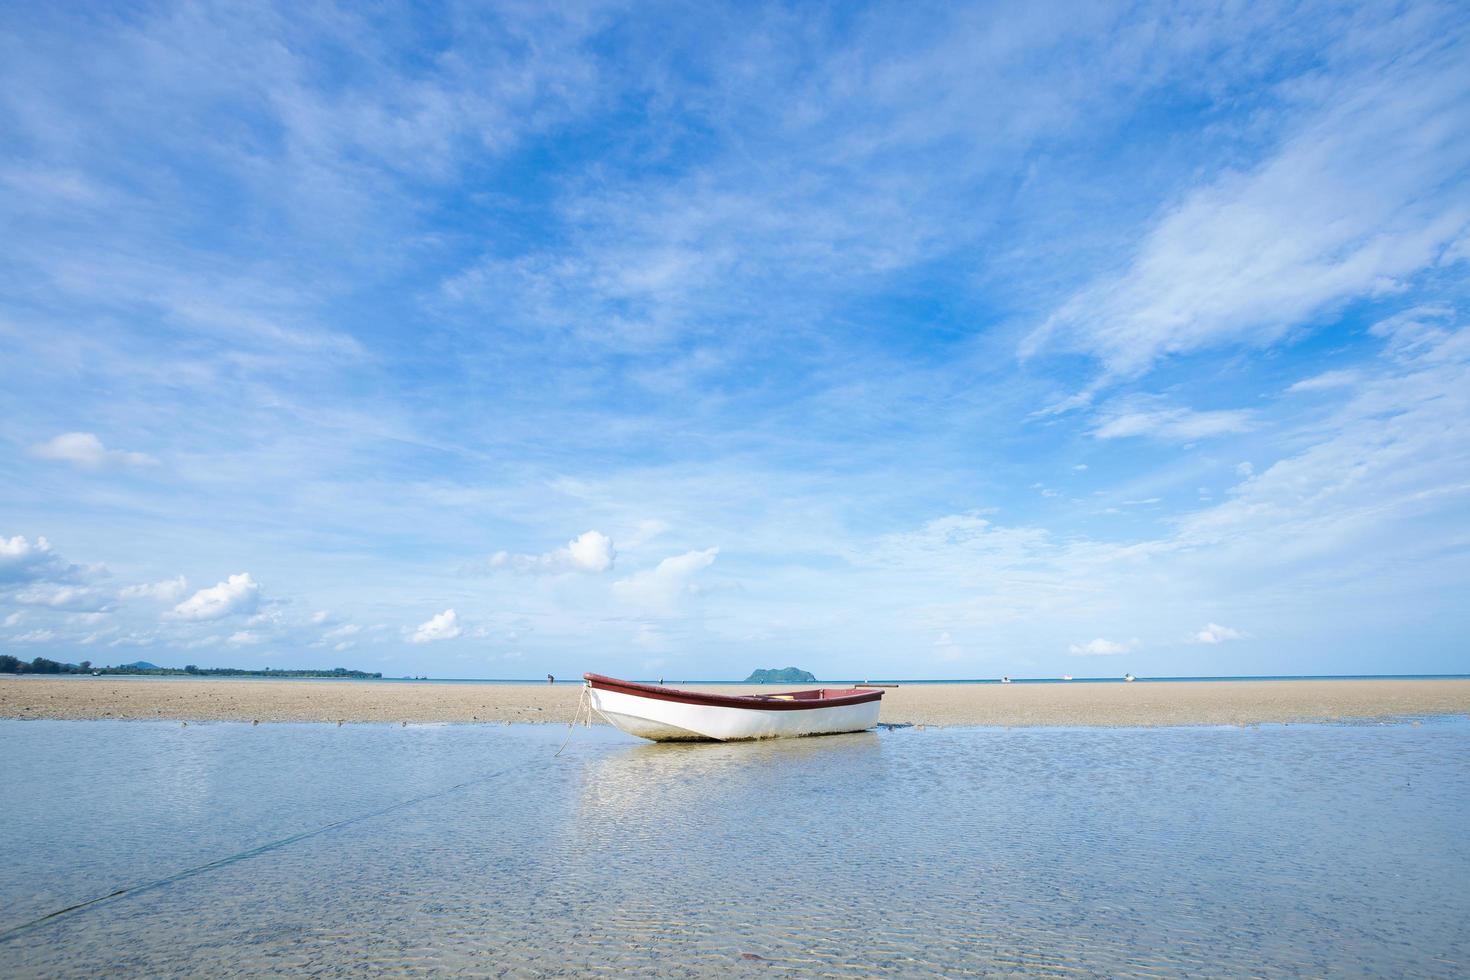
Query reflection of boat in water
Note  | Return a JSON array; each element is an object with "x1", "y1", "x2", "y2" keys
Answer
[{"x1": 584, "y1": 673, "x2": 883, "y2": 742}]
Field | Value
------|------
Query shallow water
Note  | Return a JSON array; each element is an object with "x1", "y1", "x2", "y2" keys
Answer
[{"x1": 1, "y1": 719, "x2": 1466, "y2": 977}]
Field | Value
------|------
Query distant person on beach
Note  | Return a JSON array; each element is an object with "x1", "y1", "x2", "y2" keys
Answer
[{"x1": 547, "y1": 674, "x2": 554, "y2": 684}]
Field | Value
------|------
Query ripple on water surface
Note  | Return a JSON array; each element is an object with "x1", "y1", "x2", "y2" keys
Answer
[{"x1": 0, "y1": 719, "x2": 1467, "y2": 977}]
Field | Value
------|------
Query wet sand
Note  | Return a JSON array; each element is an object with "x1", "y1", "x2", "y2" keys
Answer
[{"x1": 3, "y1": 676, "x2": 1468, "y2": 727}]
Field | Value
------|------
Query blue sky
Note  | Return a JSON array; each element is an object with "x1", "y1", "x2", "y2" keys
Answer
[{"x1": 2, "y1": 0, "x2": 1468, "y2": 679}]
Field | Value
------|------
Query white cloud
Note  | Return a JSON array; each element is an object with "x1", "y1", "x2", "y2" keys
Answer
[
  {"x1": 410, "y1": 608, "x2": 461, "y2": 644},
  {"x1": 31, "y1": 432, "x2": 157, "y2": 469},
  {"x1": 1092, "y1": 400, "x2": 1255, "y2": 441},
  {"x1": 0, "y1": 534, "x2": 79, "y2": 585},
  {"x1": 120, "y1": 575, "x2": 188, "y2": 602},
  {"x1": 1068, "y1": 638, "x2": 1135, "y2": 656},
  {"x1": 1235, "y1": 462, "x2": 1254, "y2": 478},
  {"x1": 1287, "y1": 369, "x2": 1362, "y2": 393},
  {"x1": 485, "y1": 530, "x2": 616, "y2": 574},
  {"x1": 613, "y1": 547, "x2": 719, "y2": 613},
  {"x1": 565, "y1": 530, "x2": 615, "y2": 572},
  {"x1": 323, "y1": 623, "x2": 362, "y2": 641},
  {"x1": 1369, "y1": 304, "x2": 1457, "y2": 358},
  {"x1": 3, "y1": 611, "x2": 22, "y2": 627},
  {"x1": 12, "y1": 629, "x2": 57, "y2": 643},
  {"x1": 14, "y1": 584, "x2": 113, "y2": 612},
  {"x1": 1023, "y1": 44, "x2": 1470, "y2": 378},
  {"x1": 227, "y1": 630, "x2": 261, "y2": 646},
  {"x1": 623, "y1": 519, "x2": 670, "y2": 548},
  {"x1": 170, "y1": 573, "x2": 260, "y2": 621},
  {"x1": 1191, "y1": 623, "x2": 1247, "y2": 644}
]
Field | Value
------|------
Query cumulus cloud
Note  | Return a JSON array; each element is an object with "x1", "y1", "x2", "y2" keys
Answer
[
  {"x1": 31, "y1": 432, "x2": 157, "y2": 469},
  {"x1": 0, "y1": 534, "x2": 81, "y2": 585},
  {"x1": 565, "y1": 530, "x2": 615, "y2": 572},
  {"x1": 485, "y1": 530, "x2": 616, "y2": 574},
  {"x1": 1191, "y1": 623, "x2": 1247, "y2": 644},
  {"x1": 120, "y1": 575, "x2": 188, "y2": 602},
  {"x1": 410, "y1": 608, "x2": 462, "y2": 643},
  {"x1": 613, "y1": 547, "x2": 719, "y2": 612},
  {"x1": 170, "y1": 573, "x2": 260, "y2": 621},
  {"x1": 1068, "y1": 637, "x2": 1135, "y2": 656},
  {"x1": 227, "y1": 630, "x2": 261, "y2": 646}
]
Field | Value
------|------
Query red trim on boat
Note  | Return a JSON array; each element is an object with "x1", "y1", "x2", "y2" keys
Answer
[{"x1": 583, "y1": 673, "x2": 884, "y2": 711}]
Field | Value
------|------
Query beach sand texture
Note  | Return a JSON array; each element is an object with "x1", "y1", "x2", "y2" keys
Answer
[{"x1": 3, "y1": 676, "x2": 1468, "y2": 727}]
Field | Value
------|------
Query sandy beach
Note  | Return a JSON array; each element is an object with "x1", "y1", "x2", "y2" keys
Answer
[{"x1": 3, "y1": 675, "x2": 1468, "y2": 727}]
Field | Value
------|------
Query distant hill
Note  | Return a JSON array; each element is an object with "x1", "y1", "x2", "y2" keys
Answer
[
  {"x1": 744, "y1": 667, "x2": 817, "y2": 684},
  {"x1": 0, "y1": 657, "x2": 381, "y2": 679}
]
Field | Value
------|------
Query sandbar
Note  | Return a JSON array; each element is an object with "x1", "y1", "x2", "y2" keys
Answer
[{"x1": 3, "y1": 676, "x2": 1468, "y2": 727}]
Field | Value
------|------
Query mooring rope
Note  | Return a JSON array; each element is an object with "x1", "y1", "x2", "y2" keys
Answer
[
  {"x1": 0, "y1": 758, "x2": 542, "y2": 945},
  {"x1": 553, "y1": 681, "x2": 592, "y2": 757}
]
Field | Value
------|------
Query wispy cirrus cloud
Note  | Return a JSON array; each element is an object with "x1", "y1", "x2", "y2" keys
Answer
[
  {"x1": 1091, "y1": 399, "x2": 1257, "y2": 442},
  {"x1": 1022, "y1": 25, "x2": 1470, "y2": 379}
]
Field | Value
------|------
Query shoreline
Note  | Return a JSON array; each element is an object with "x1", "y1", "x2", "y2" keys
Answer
[{"x1": 3, "y1": 676, "x2": 1469, "y2": 727}]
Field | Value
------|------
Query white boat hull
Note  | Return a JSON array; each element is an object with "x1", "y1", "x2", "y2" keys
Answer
[{"x1": 588, "y1": 686, "x2": 882, "y2": 742}]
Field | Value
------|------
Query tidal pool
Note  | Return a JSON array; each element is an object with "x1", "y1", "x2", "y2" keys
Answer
[{"x1": 1, "y1": 718, "x2": 1466, "y2": 976}]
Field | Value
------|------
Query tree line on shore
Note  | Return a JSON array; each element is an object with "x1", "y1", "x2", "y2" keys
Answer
[{"x1": 0, "y1": 655, "x2": 382, "y2": 679}]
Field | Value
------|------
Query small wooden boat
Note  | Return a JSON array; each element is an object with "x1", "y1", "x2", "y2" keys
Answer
[{"x1": 584, "y1": 673, "x2": 884, "y2": 742}]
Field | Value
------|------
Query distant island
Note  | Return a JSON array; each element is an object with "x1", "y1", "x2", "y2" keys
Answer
[
  {"x1": 0, "y1": 656, "x2": 382, "y2": 679},
  {"x1": 744, "y1": 667, "x2": 817, "y2": 683}
]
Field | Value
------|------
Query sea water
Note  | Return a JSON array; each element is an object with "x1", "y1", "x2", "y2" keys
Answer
[{"x1": 1, "y1": 718, "x2": 1466, "y2": 977}]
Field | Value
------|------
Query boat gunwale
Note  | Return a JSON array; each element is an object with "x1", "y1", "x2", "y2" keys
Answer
[{"x1": 583, "y1": 673, "x2": 884, "y2": 711}]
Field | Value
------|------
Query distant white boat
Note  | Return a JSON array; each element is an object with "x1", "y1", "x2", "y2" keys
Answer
[
  {"x1": 584, "y1": 673, "x2": 884, "y2": 742},
  {"x1": 1124, "y1": 673, "x2": 1137, "y2": 682},
  {"x1": 1061, "y1": 674, "x2": 1073, "y2": 681}
]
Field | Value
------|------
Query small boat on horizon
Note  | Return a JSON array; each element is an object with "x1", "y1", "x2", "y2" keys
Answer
[{"x1": 584, "y1": 673, "x2": 884, "y2": 742}]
